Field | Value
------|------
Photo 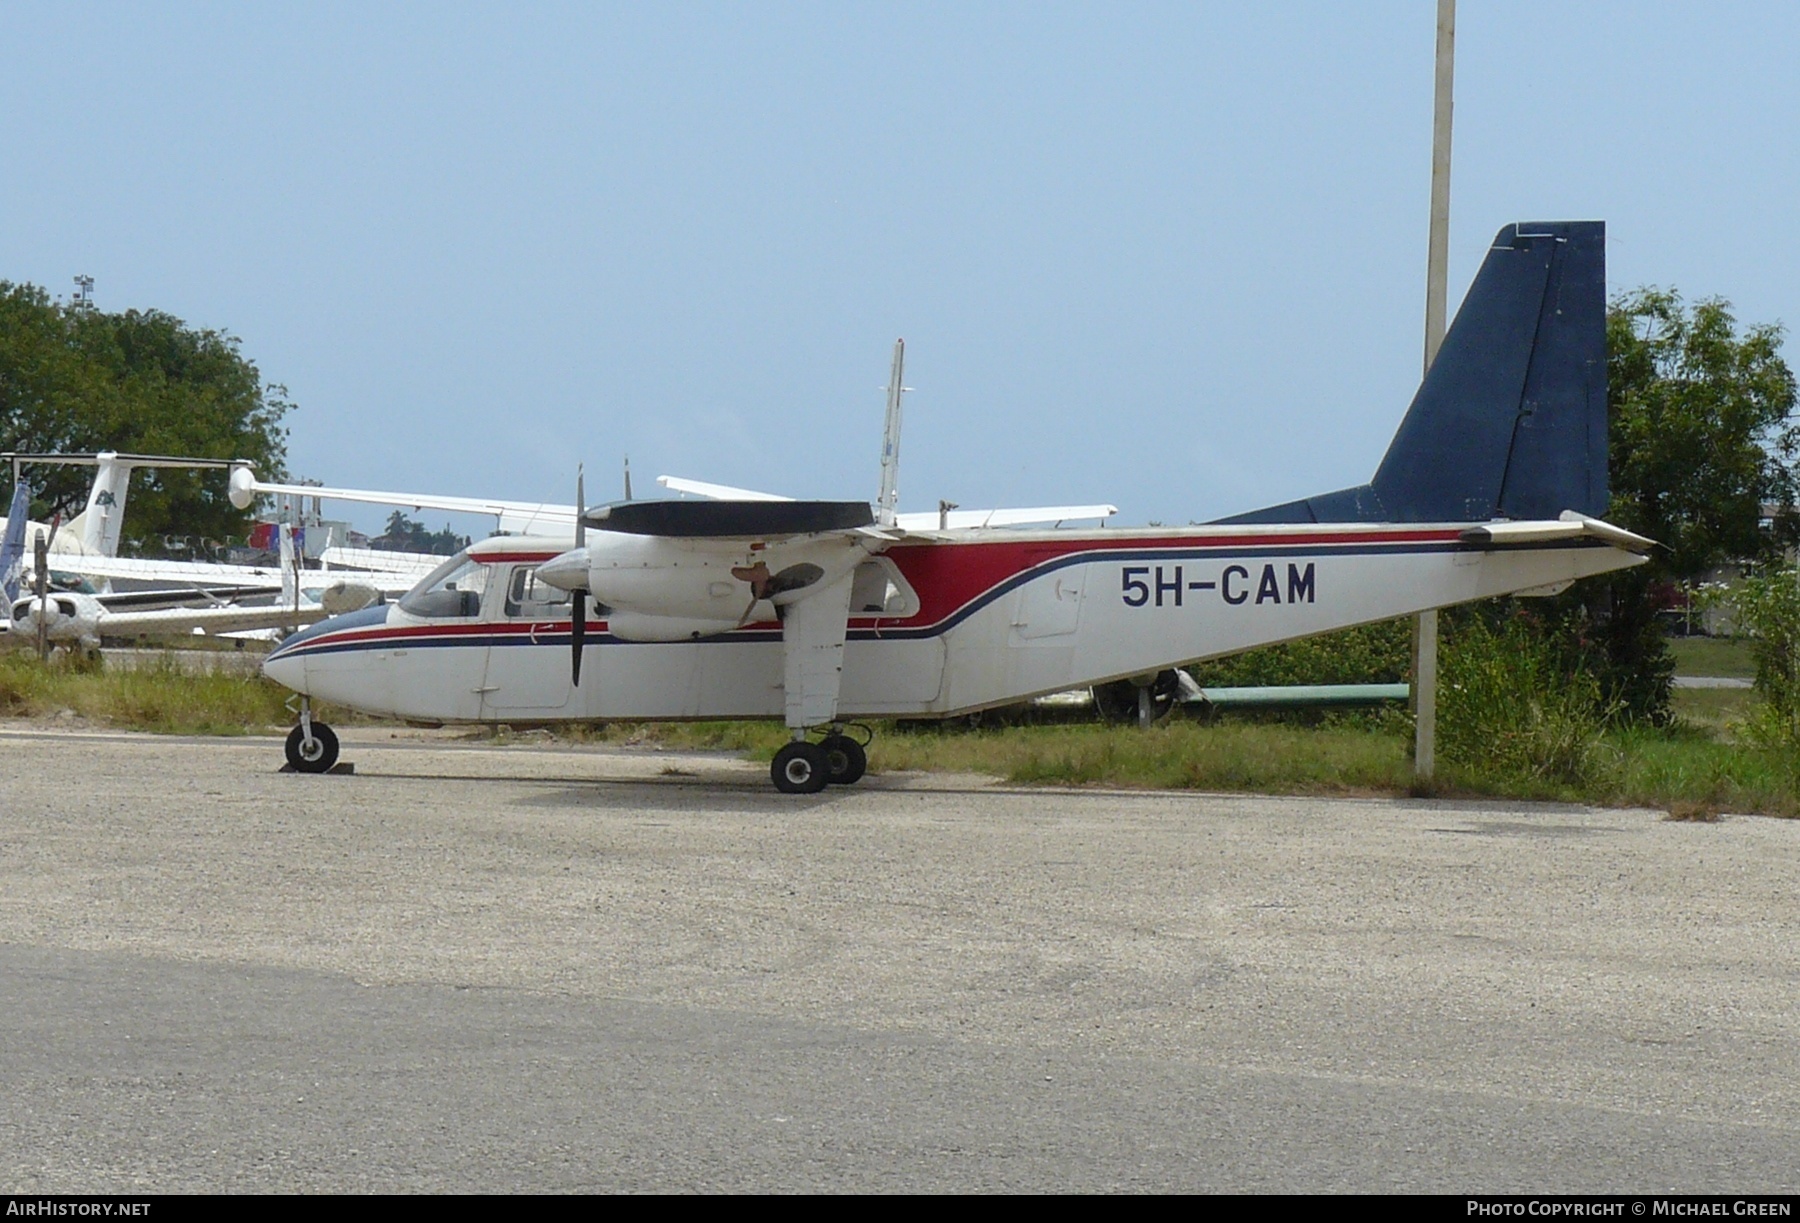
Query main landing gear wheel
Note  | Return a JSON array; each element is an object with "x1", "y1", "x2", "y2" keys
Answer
[
  {"x1": 1092, "y1": 669, "x2": 1183, "y2": 726},
  {"x1": 285, "y1": 722, "x2": 340, "y2": 774},
  {"x1": 772, "y1": 741, "x2": 830, "y2": 794},
  {"x1": 819, "y1": 733, "x2": 867, "y2": 786}
]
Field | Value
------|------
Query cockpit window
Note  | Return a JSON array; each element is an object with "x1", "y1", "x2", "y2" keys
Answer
[{"x1": 398, "y1": 553, "x2": 493, "y2": 619}]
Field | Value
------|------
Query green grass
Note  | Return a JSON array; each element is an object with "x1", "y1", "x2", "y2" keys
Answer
[
  {"x1": 561, "y1": 709, "x2": 1799, "y2": 816},
  {"x1": 1669, "y1": 686, "x2": 1758, "y2": 736},
  {"x1": 1667, "y1": 635, "x2": 1757, "y2": 678},
  {"x1": 879, "y1": 719, "x2": 1415, "y2": 793},
  {"x1": 5, "y1": 653, "x2": 1795, "y2": 817},
  {"x1": 0, "y1": 652, "x2": 347, "y2": 736}
]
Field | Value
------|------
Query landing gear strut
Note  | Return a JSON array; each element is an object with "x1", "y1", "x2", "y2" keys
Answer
[
  {"x1": 284, "y1": 699, "x2": 341, "y2": 774},
  {"x1": 770, "y1": 725, "x2": 871, "y2": 793}
]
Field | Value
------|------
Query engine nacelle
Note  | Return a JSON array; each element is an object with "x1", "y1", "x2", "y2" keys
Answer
[
  {"x1": 317, "y1": 580, "x2": 382, "y2": 615},
  {"x1": 605, "y1": 611, "x2": 749, "y2": 642},
  {"x1": 9, "y1": 593, "x2": 102, "y2": 649},
  {"x1": 541, "y1": 530, "x2": 870, "y2": 623}
]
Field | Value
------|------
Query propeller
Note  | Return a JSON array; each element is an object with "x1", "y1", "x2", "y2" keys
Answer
[{"x1": 571, "y1": 466, "x2": 587, "y2": 686}]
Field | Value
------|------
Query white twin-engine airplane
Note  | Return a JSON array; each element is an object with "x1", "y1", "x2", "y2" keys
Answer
[{"x1": 265, "y1": 221, "x2": 1651, "y2": 792}]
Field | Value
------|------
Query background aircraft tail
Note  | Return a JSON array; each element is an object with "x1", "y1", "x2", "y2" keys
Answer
[
  {"x1": 1221, "y1": 220, "x2": 1607, "y2": 525},
  {"x1": 1, "y1": 482, "x2": 29, "y2": 606},
  {"x1": 62, "y1": 452, "x2": 136, "y2": 556}
]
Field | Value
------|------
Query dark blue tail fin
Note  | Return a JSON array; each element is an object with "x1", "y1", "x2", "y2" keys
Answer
[{"x1": 1220, "y1": 220, "x2": 1607, "y2": 524}]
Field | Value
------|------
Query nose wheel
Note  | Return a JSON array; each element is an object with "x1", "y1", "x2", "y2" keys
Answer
[{"x1": 284, "y1": 715, "x2": 341, "y2": 774}]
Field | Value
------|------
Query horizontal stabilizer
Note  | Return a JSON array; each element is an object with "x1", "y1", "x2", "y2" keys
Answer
[{"x1": 1459, "y1": 512, "x2": 1654, "y2": 554}]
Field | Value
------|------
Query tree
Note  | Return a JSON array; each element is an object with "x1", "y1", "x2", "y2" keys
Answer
[
  {"x1": 374, "y1": 510, "x2": 468, "y2": 556},
  {"x1": 1607, "y1": 288, "x2": 1798, "y2": 573},
  {"x1": 1548, "y1": 289, "x2": 1798, "y2": 722},
  {"x1": 0, "y1": 282, "x2": 292, "y2": 549}
]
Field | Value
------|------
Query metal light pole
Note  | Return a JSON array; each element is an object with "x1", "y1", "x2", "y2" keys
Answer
[
  {"x1": 1414, "y1": 0, "x2": 1455, "y2": 781},
  {"x1": 33, "y1": 529, "x2": 49, "y2": 661}
]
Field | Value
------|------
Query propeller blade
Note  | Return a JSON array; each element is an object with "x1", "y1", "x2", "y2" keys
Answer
[
  {"x1": 572, "y1": 464, "x2": 587, "y2": 686},
  {"x1": 571, "y1": 590, "x2": 586, "y2": 686}
]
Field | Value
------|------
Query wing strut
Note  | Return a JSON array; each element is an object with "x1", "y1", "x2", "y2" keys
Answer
[{"x1": 780, "y1": 572, "x2": 855, "y2": 732}]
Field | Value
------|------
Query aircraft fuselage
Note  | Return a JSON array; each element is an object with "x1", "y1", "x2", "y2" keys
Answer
[{"x1": 263, "y1": 522, "x2": 1641, "y2": 724}]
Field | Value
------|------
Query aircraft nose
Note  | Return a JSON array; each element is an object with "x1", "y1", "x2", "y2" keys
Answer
[
  {"x1": 535, "y1": 547, "x2": 591, "y2": 593},
  {"x1": 262, "y1": 650, "x2": 307, "y2": 693}
]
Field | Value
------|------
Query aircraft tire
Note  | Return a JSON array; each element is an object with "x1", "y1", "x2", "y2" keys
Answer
[
  {"x1": 819, "y1": 734, "x2": 867, "y2": 786},
  {"x1": 1092, "y1": 669, "x2": 1182, "y2": 725},
  {"x1": 285, "y1": 722, "x2": 340, "y2": 774},
  {"x1": 771, "y1": 741, "x2": 829, "y2": 794}
]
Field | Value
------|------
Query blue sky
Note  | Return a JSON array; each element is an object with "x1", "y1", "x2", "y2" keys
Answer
[{"x1": 4, "y1": 3, "x2": 1796, "y2": 534}]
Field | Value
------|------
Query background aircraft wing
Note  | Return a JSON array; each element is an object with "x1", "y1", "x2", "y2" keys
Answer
[
  {"x1": 318, "y1": 545, "x2": 444, "y2": 580},
  {"x1": 230, "y1": 469, "x2": 576, "y2": 534},
  {"x1": 64, "y1": 551, "x2": 439, "y2": 587},
  {"x1": 95, "y1": 603, "x2": 329, "y2": 638},
  {"x1": 656, "y1": 475, "x2": 791, "y2": 501},
  {"x1": 52, "y1": 554, "x2": 290, "y2": 584}
]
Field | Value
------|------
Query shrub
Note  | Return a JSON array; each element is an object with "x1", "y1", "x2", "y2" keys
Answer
[
  {"x1": 1708, "y1": 566, "x2": 1800, "y2": 755},
  {"x1": 1190, "y1": 620, "x2": 1411, "y2": 687},
  {"x1": 1439, "y1": 613, "x2": 1616, "y2": 786}
]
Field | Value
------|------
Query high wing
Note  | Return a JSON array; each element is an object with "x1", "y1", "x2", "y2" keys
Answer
[
  {"x1": 655, "y1": 475, "x2": 1117, "y2": 531},
  {"x1": 583, "y1": 499, "x2": 874, "y2": 537}
]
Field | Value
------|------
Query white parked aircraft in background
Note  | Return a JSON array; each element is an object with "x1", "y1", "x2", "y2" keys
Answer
[
  {"x1": 1, "y1": 454, "x2": 436, "y2": 649},
  {"x1": 261, "y1": 223, "x2": 1650, "y2": 792},
  {"x1": 5, "y1": 521, "x2": 340, "y2": 651},
  {"x1": 0, "y1": 451, "x2": 234, "y2": 562}
]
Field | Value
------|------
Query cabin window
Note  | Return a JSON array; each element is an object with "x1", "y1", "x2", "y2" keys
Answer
[
  {"x1": 503, "y1": 566, "x2": 582, "y2": 619},
  {"x1": 398, "y1": 554, "x2": 492, "y2": 619},
  {"x1": 849, "y1": 559, "x2": 918, "y2": 617}
]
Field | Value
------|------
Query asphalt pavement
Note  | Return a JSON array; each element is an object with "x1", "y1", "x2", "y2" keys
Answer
[{"x1": 2, "y1": 726, "x2": 1796, "y2": 1192}]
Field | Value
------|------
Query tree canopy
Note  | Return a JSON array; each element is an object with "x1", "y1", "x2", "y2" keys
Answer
[
  {"x1": 0, "y1": 282, "x2": 291, "y2": 550},
  {"x1": 1539, "y1": 289, "x2": 1800, "y2": 723},
  {"x1": 1606, "y1": 288, "x2": 1798, "y2": 577},
  {"x1": 374, "y1": 510, "x2": 469, "y2": 557}
]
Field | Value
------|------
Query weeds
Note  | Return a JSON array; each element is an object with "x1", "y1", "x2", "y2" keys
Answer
[
  {"x1": 0, "y1": 652, "x2": 331, "y2": 735},
  {"x1": 1439, "y1": 615, "x2": 1617, "y2": 788}
]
